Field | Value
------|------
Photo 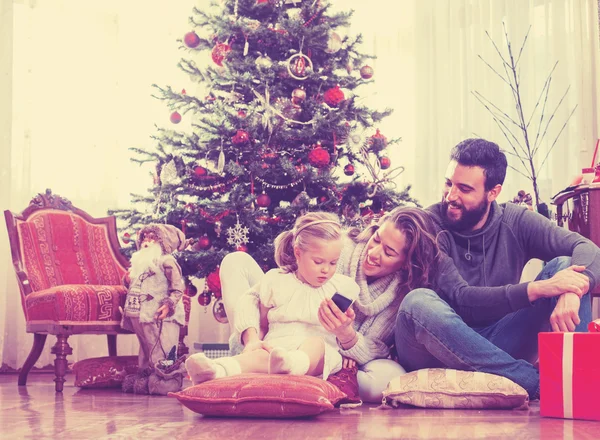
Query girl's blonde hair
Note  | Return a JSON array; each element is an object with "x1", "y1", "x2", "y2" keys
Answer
[
  {"x1": 274, "y1": 211, "x2": 342, "y2": 272},
  {"x1": 349, "y1": 206, "x2": 439, "y2": 290}
]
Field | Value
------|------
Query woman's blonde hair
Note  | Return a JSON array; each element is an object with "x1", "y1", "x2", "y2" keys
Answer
[
  {"x1": 350, "y1": 206, "x2": 439, "y2": 290},
  {"x1": 274, "y1": 211, "x2": 342, "y2": 272}
]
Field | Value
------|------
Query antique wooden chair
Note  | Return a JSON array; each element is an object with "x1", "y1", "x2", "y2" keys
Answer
[
  {"x1": 552, "y1": 186, "x2": 600, "y2": 302},
  {"x1": 4, "y1": 189, "x2": 134, "y2": 392}
]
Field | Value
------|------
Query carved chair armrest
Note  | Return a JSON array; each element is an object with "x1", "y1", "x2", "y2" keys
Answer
[{"x1": 15, "y1": 270, "x2": 33, "y2": 295}]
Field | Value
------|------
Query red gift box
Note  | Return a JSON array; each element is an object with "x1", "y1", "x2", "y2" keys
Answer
[{"x1": 539, "y1": 332, "x2": 600, "y2": 421}]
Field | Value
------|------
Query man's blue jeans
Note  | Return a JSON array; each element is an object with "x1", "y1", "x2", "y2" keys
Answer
[{"x1": 394, "y1": 257, "x2": 592, "y2": 398}]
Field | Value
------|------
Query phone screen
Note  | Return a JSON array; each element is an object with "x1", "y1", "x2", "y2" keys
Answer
[{"x1": 331, "y1": 293, "x2": 353, "y2": 313}]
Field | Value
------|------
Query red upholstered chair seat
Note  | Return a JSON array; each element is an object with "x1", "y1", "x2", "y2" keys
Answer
[{"x1": 24, "y1": 284, "x2": 127, "y2": 324}]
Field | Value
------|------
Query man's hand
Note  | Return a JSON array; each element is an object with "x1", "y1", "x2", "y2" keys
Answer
[
  {"x1": 528, "y1": 265, "x2": 589, "y2": 302},
  {"x1": 318, "y1": 298, "x2": 356, "y2": 343},
  {"x1": 550, "y1": 292, "x2": 581, "y2": 332},
  {"x1": 154, "y1": 304, "x2": 169, "y2": 321}
]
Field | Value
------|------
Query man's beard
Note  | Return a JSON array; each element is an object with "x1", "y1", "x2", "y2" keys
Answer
[
  {"x1": 129, "y1": 243, "x2": 162, "y2": 279},
  {"x1": 441, "y1": 197, "x2": 489, "y2": 232}
]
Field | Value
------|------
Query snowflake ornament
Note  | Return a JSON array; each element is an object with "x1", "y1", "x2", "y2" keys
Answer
[
  {"x1": 226, "y1": 218, "x2": 250, "y2": 248},
  {"x1": 347, "y1": 129, "x2": 367, "y2": 153}
]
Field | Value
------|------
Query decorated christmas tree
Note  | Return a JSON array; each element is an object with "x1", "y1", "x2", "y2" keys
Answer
[{"x1": 111, "y1": 0, "x2": 416, "y2": 308}]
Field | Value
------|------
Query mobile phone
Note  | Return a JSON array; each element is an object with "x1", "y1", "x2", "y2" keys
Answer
[{"x1": 331, "y1": 293, "x2": 354, "y2": 313}]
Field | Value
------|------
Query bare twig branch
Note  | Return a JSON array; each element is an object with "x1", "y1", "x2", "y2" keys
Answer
[
  {"x1": 493, "y1": 117, "x2": 531, "y2": 173},
  {"x1": 472, "y1": 91, "x2": 521, "y2": 129},
  {"x1": 502, "y1": 149, "x2": 528, "y2": 161},
  {"x1": 532, "y1": 77, "x2": 552, "y2": 155},
  {"x1": 508, "y1": 164, "x2": 533, "y2": 180},
  {"x1": 527, "y1": 62, "x2": 558, "y2": 129},
  {"x1": 515, "y1": 25, "x2": 531, "y2": 66},
  {"x1": 478, "y1": 55, "x2": 515, "y2": 91},
  {"x1": 476, "y1": 25, "x2": 577, "y2": 209},
  {"x1": 533, "y1": 84, "x2": 571, "y2": 157},
  {"x1": 538, "y1": 104, "x2": 579, "y2": 169},
  {"x1": 486, "y1": 29, "x2": 511, "y2": 69},
  {"x1": 473, "y1": 92, "x2": 528, "y2": 157}
]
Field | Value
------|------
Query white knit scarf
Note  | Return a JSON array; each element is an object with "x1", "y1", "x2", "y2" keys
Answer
[{"x1": 346, "y1": 239, "x2": 403, "y2": 316}]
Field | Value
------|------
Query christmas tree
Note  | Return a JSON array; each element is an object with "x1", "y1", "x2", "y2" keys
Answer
[{"x1": 111, "y1": 0, "x2": 416, "y2": 306}]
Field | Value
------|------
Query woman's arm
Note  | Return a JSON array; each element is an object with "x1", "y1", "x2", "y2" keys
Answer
[
  {"x1": 338, "y1": 306, "x2": 396, "y2": 365},
  {"x1": 319, "y1": 298, "x2": 396, "y2": 365}
]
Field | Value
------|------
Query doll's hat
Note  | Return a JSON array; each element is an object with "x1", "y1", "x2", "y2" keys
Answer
[{"x1": 136, "y1": 224, "x2": 185, "y2": 254}]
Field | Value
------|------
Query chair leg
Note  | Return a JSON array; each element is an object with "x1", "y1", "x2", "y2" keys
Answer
[
  {"x1": 50, "y1": 335, "x2": 73, "y2": 393},
  {"x1": 18, "y1": 333, "x2": 48, "y2": 386},
  {"x1": 107, "y1": 334, "x2": 117, "y2": 356}
]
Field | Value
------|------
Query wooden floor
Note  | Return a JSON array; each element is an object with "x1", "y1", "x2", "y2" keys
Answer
[{"x1": 0, "y1": 374, "x2": 597, "y2": 440}]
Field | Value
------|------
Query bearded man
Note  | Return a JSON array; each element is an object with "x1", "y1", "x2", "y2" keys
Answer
[
  {"x1": 121, "y1": 224, "x2": 186, "y2": 394},
  {"x1": 394, "y1": 138, "x2": 600, "y2": 401}
]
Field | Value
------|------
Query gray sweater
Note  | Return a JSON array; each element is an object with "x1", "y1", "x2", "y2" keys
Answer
[{"x1": 427, "y1": 201, "x2": 600, "y2": 326}]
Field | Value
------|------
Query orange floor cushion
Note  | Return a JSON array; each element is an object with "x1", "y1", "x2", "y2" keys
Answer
[{"x1": 170, "y1": 374, "x2": 347, "y2": 418}]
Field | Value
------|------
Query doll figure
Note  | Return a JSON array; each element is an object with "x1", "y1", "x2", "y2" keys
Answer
[{"x1": 121, "y1": 224, "x2": 187, "y2": 394}]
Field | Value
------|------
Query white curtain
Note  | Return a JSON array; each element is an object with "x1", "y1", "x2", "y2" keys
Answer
[
  {"x1": 2, "y1": 0, "x2": 599, "y2": 370},
  {"x1": 0, "y1": 0, "x2": 211, "y2": 370}
]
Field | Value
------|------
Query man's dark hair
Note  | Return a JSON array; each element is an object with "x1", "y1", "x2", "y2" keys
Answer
[{"x1": 450, "y1": 138, "x2": 507, "y2": 191}]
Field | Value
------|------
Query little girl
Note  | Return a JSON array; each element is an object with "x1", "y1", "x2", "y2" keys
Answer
[{"x1": 185, "y1": 212, "x2": 359, "y2": 384}]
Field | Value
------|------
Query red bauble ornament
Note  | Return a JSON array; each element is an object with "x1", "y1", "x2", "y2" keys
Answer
[
  {"x1": 122, "y1": 232, "x2": 131, "y2": 244},
  {"x1": 236, "y1": 244, "x2": 248, "y2": 252},
  {"x1": 379, "y1": 156, "x2": 391, "y2": 170},
  {"x1": 213, "y1": 299, "x2": 228, "y2": 323},
  {"x1": 198, "y1": 292, "x2": 212, "y2": 306},
  {"x1": 323, "y1": 85, "x2": 345, "y2": 107},
  {"x1": 197, "y1": 235, "x2": 212, "y2": 250},
  {"x1": 232, "y1": 130, "x2": 250, "y2": 145},
  {"x1": 256, "y1": 193, "x2": 271, "y2": 208},
  {"x1": 360, "y1": 65, "x2": 374, "y2": 79},
  {"x1": 211, "y1": 43, "x2": 231, "y2": 66},
  {"x1": 370, "y1": 129, "x2": 388, "y2": 147},
  {"x1": 206, "y1": 270, "x2": 221, "y2": 297},
  {"x1": 184, "y1": 31, "x2": 200, "y2": 49},
  {"x1": 291, "y1": 88, "x2": 307, "y2": 105},
  {"x1": 185, "y1": 282, "x2": 198, "y2": 297},
  {"x1": 170, "y1": 111, "x2": 182, "y2": 124},
  {"x1": 308, "y1": 144, "x2": 330, "y2": 168},
  {"x1": 344, "y1": 164, "x2": 355, "y2": 176},
  {"x1": 193, "y1": 165, "x2": 207, "y2": 177},
  {"x1": 319, "y1": 196, "x2": 328, "y2": 203},
  {"x1": 237, "y1": 110, "x2": 247, "y2": 118}
]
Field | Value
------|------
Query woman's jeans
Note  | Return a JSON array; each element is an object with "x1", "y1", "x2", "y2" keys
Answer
[{"x1": 394, "y1": 257, "x2": 592, "y2": 398}]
